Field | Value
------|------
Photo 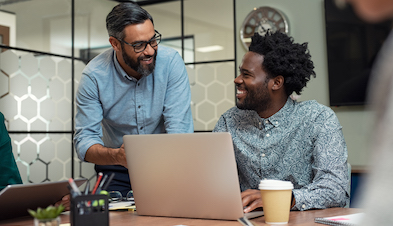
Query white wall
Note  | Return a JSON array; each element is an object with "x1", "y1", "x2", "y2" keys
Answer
[{"x1": 236, "y1": 0, "x2": 372, "y2": 167}]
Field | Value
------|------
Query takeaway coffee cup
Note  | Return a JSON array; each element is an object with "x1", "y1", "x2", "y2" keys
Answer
[{"x1": 259, "y1": 180, "x2": 293, "y2": 224}]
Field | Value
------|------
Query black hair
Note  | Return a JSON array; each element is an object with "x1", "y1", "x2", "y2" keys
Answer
[
  {"x1": 249, "y1": 32, "x2": 316, "y2": 96},
  {"x1": 106, "y1": 2, "x2": 154, "y2": 40}
]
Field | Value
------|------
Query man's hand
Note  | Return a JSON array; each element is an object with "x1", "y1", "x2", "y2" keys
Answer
[
  {"x1": 241, "y1": 189, "x2": 263, "y2": 213},
  {"x1": 55, "y1": 194, "x2": 70, "y2": 211},
  {"x1": 117, "y1": 144, "x2": 127, "y2": 167}
]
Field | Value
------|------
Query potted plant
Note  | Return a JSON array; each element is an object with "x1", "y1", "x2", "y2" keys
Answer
[{"x1": 28, "y1": 204, "x2": 64, "y2": 226}]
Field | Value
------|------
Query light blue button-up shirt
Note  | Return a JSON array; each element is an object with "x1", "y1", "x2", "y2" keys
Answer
[
  {"x1": 74, "y1": 46, "x2": 193, "y2": 193},
  {"x1": 213, "y1": 98, "x2": 349, "y2": 210}
]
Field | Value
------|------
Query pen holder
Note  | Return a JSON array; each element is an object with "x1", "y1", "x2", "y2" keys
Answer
[{"x1": 70, "y1": 194, "x2": 109, "y2": 226}]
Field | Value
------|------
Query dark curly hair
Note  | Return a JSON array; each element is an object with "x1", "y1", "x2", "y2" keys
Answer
[{"x1": 249, "y1": 32, "x2": 316, "y2": 96}]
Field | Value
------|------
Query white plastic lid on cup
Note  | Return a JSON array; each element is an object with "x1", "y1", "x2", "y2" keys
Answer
[{"x1": 259, "y1": 179, "x2": 294, "y2": 190}]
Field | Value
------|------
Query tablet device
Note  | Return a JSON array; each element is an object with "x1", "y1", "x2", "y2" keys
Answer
[
  {"x1": 0, "y1": 178, "x2": 87, "y2": 220},
  {"x1": 123, "y1": 132, "x2": 263, "y2": 220}
]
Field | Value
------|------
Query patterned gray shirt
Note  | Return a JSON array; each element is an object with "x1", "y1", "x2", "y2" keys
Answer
[{"x1": 213, "y1": 98, "x2": 350, "y2": 210}]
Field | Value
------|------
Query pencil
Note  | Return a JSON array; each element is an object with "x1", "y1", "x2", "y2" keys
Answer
[{"x1": 92, "y1": 172, "x2": 103, "y2": 194}]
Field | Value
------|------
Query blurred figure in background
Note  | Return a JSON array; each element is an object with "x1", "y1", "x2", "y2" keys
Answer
[
  {"x1": 0, "y1": 112, "x2": 22, "y2": 191},
  {"x1": 1, "y1": 112, "x2": 71, "y2": 210},
  {"x1": 337, "y1": 0, "x2": 393, "y2": 225}
]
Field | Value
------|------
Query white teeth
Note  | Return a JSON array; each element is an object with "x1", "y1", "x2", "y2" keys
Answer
[
  {"x1": 142, "y1": 57, "x2": 152, "y2": 61},
  {"x1": 237, "y1": 90, "x2": 245, "y2": 94}
]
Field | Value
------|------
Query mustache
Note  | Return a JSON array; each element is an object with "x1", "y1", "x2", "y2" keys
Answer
[
  {"x1": 138, "y1": 51, "x2": 157, "y2": 61},
  {"x1": 236, "y1": 84, "x2": 246, "y2": 90}
]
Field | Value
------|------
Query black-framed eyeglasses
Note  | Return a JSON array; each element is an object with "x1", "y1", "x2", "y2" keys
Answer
[
  {"x1": 108, "y1": 190, "x2": 134, "y2": 202},
  {"x1": 121, "y1": 30, "x2": 162, "y2": 53}
]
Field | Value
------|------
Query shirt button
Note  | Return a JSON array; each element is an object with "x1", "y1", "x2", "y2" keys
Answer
[
  {"x1": 140, "y1": 127, "x2": 143, "y2": 130},
  {"x1": 266, "y1": 134, "x2": 270, "y2": 137},
  {"x1": 262, "y1": 153, "x2": 266, "y2": 157},
  {"x1": 265, "y1": 120, "x2": 269, "y2": 124},
  {"x1": 302, "y1": 204, "x2": 306, "y2": 209},
  {"x1": 138, "y1": 105, "x2": 141, "y2": 108},
  {"x1": 138, "y1": 83, "x2": 140, "y2": 86}
]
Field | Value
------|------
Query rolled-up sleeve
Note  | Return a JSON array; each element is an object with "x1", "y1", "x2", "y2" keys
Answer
[{"x1": 74, "y1": 73, "x2": 105, "y2": 161}]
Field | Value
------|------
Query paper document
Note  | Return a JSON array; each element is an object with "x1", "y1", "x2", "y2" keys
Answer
[{"x1": 109, "y1": 201, "x2": 136, "y2": 211}]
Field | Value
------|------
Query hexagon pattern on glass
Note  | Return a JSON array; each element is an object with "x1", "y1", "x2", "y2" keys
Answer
[
  {"x1": 0, "y1": 50, "x2": 94, "y2": 184},
  {"x1": 188, "y1": 63, "x2": 235, "y2": 131}
]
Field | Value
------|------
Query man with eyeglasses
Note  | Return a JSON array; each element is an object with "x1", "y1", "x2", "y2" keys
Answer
[{"x1": 74, "y1": 2, "x2": 193, "y2": 197}]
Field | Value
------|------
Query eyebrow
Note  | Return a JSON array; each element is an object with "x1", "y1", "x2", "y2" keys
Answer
[
  {"x1": 131, "y1": 32, "x2": 157, "y2": 45},
  {"x1": 239, "y1": 66, "x2": 252, "y2": 74}
]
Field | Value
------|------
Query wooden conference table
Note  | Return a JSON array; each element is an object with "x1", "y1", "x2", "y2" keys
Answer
[{"x1": 0, "y1": 207, "x2": 362, "y2": 226}]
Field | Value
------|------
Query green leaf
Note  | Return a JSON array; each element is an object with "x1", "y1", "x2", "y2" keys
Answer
[
  {"x1": 55, "y1": 205, "x2": 65, "y2": 215},
  {"x1": 27, "y1": 209, "x2": 37, "y2": 218},
  {"x1": 28, "y1": 204, "x2": 65, "y2": 219},
  {"x1": 36, "y1": 208, "x2": 44, "y2": 219}
]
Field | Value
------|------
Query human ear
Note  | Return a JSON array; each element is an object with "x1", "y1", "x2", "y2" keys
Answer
[
  {"x1": 109, "y1": 36, "x2": 121, "y2": 52},
  {"x1": 271, "y1": 75, "x2": 284, "y2": 91}
]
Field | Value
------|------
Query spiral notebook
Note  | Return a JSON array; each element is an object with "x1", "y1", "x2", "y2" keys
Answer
[{"x1": 314, "y1": 213, "x2": 365, "y2": 226}]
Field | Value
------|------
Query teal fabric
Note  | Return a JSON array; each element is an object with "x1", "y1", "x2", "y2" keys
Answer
[{"x1": 0, "y1": 112, "x2": 22, "y2": 191}]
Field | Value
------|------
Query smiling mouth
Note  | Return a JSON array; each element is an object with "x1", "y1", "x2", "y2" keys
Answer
[
  {"x1": 236, "y1": 88, "x2": 247, "y2": 99},
  {"x1": 140, "y1": 56, "x2": 153, "y2": 64}
]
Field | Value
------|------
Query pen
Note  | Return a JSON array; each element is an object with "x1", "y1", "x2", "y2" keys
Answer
[
  {"x1": 92, "y1": 172, "x2": 103, "y2": 194},
  {"x1": 102, "y1": 172, "x2": 115, "y2": 191},
  {"x1": 67, "y1": 185, "x2": 76, "y2": 198},
  {"x1": 83, "y1": 181, "x2": 90, "y2": 195},
  {"x1": 238, "y1": 217, "x2": 255, "y2": 226},
  {"x1": 68, "y1": 178, "x2": 82, "y2": 196},
  {"x1": 95, "y1": 174, "x2": 108, "y2": 194}
]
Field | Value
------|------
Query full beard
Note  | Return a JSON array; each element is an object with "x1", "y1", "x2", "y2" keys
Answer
[
  {"x1": 122, "y1": 47, "x2": 157, "y2": 77},
  {"x1": 236, "y1": 84, "x2": 271, "y2": 113}
]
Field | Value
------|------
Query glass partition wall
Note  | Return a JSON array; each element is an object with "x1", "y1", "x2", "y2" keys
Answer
[{"x1": 0, "y1": 0, "x2": 236, "y2": 184}]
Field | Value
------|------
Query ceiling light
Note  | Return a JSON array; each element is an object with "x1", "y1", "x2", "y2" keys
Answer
[{"x1": 196, "y1": 45, "x2": 224, "y2": 53}]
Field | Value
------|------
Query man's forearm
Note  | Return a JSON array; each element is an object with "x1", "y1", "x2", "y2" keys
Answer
[{"x1": 84, "y1": 144, "x2": 127, "y2": 167}]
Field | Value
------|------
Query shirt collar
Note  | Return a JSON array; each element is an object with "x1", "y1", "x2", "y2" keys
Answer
[
  {"x1": 265, "y1": 97, "x2": 295, "y2": 128},
  {"x1": 112, "y1": 50, "x2": 138, "y2": 82}
]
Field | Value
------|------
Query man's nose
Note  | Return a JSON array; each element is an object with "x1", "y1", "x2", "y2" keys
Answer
[
  {"x1": 142, "y1": 43, "x2": 155, "y2": 56},
  {"x1": 234, "y1": 75, "x2": 243, "y2": 84}
]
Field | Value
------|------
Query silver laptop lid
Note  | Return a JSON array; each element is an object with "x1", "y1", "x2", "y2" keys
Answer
[{"x1": 123, "y1": 132, "x2": 245, "y2": 220}]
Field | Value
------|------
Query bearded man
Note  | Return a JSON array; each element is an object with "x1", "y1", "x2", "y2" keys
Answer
[
  {"x1": 74, "y1": 2, "x2": 193, "y2": 196},
  {"x1": 213, "y1": 32, "x2": 349, "y2": 212}
]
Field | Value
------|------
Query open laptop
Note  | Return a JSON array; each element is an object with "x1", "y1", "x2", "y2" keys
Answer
[
  {"x1": 0, "y1": 178, "x2": 86, "y2": 220},
  {"x1": 123, "y1": 132, "x2": 263, "y2": 220}
]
